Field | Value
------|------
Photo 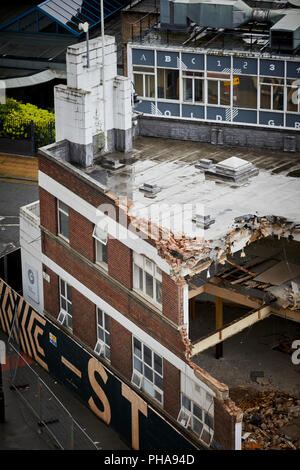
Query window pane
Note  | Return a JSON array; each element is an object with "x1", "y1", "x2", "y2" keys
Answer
[
  {"x1": 105, "y1": 346, "x2": 110, "y2": 361},
  {"x1": 144, "y1": 364, "x2": 153, "y2": 382},
  {"x1": 143, "y1": 345, "x2": 152, "y2": 367},
  {"x1": 67, "y1": 314, "x2": 72, "y2": 329},
  {"x1": 104, "y1": 313, "x2": 110, "y2": 331},
  {"x1": 205, "y1": 413, "x2": 214, "y2": 429},
  {"x1": 134, "y1": 73, "x2": 143, "y2": 96},
  {"x1": 97, "y1": 326, "x2": 104, "y2": 341},
  {"x1": 194, "y1": 79, "x2": 203, "y2": 102},
  {"x1": 233, "y1": 76, "x2": 257, "y2": 109},
  {"x1": 134, "y1": 356, "x2": 143, "y2": 373},
  {"x1": 154, "y1": 390, "x2": 163, "y2": 403},
  {"x1": 273, "y1": 85, "x2": 284, "y2": 110},
  {"x1": 59, "y1": 212, "x2": 69, "y2": 239},
  {"x1": 145, "y1": 272, "x2": 154, "y2": 298},
  {"x1": 220, "y1": 81, "x2": 230, "y2": 106},
  {"x1": 145, "y1": 75, "x2": 155, "y2": 98},
  {"x1": 58, "y1": 201, "x2": 68, "y2": 213},
  {"x1": 192, "y1": 416, "x2": 203, "y2": 435},
  {"x1": 143, "y1": 378, "x2": 155, "y2": 397},
  {"x1": 193, "y1": 403, "x2": 203, "y2": 421},
  {"x1": 154, "y1": 372, "x2": 163, "y2": 389},
  {"x1": 157, "y1": 69, "x2": 179, "y2": 100},
  {"x1": 67, "y1": 301, "x2": 72, "y2": 315},
  {"x1": 60, "y1": 279, "x2": 65, "y2": 297},
  {"x1": 133, "y1": 338, "x2": 142, "y2": 358},
  {"x1": 105, "y1": 332, "x2": 110, "y2": 347},
  {"x1": 166, "y1": 70, "x2": 179, "y2": 100},
  {"x1": 154, "y1": 353, "x2": 162, "y2": 375},
  {"x1": 207, "y1": 80, "x2": 218, "y2": 104},
  {"x1": 67, "y1": 284, "x2": 72, "y2": 301},
  {"x1": 61, "y1": 298, "x2": 66, "y2": 311},
  {"x1": 97, "y1": 309, "x2": 103, "y2": 327},
  {"x1": 182, "y1": 394, "x2": 191, "y2": 411},
  {"x1": 287, "y1": 86, "x2": 298, "y2": 112},
  {"x1": 183, "y1": 78, "x2": 193, "y2": 101},
  {"x1": 156, "y1": 280, "x2": 162, "y2": 304},
  {"x1": 260, "y1": 84, "x2": 271, "y2": 109}
]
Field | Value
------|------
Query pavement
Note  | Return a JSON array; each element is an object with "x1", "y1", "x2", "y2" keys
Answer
[
  {"x1": 0, "y1": 330, "x2": 129, "y2": 451},
  {"x1": 0, "y1": 154, "x2": 130, "y2": 451}
]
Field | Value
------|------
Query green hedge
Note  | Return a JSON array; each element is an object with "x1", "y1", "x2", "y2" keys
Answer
[{"x1": 0, "y1": 98, "x2": 55, "y2": 148}]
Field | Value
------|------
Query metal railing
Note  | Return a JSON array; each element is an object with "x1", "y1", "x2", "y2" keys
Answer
[
  {"x1": 7, "y1": 341, "x2": 97, "y2": 450},
  {"x1": 130, "y1": 8, "x2": 160, "y2": 42}
]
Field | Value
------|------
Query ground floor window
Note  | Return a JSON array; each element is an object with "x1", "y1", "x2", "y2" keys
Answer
[
  {"x1": 178, "y1": 393, "x2": 214, "y2": 445},
  {"x1": 132, "y1": 337, "x2": 164, "y2": 405},
  {"x1": 94, "y1": 307, "x2": 110, "y2": 361},
  {"x1": 57, "y1": 278, "x2": 72, "y2": 330}
]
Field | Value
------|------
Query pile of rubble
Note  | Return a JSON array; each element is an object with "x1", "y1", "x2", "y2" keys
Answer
[{"x1": 234, "y1": 390, "x2": 300, "y2": 450}]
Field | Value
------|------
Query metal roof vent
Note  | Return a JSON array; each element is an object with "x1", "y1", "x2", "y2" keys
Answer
[
  {"x1": 195, "y1": 159, "x2": 214, "y2": 170},
  {"x1": 139, "y1": 183, "x2": 161, "y2": 196},
  {"x1": 205, "y1": 156, "x2": 259, "y2": 184},
  {"x1": 192, "y1": 214, "x2": 215, "y2": 229}
]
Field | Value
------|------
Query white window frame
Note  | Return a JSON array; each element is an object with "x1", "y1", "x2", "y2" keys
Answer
[
  {"x1": 132, "y1": 336, "x2": 164, "y2": 406},
  {"x1": 206, "y1": 73, "x2": 231, "y2": 107},
  {"x1": 133, "y1": 253, "x2": 162, "y2": 308},
  {"x1": 182, "y1": 71, "x2": 204, "y2": 104},
  {"x1": 259, "y1": 76, "x2": 284, "y2": 112},
  {"x1": 57, "y1": 200, "x2": 69, "y2": 242},
  {"x1": 133, "y1": 66, "x2": 155, "y2": 99},
  {"x1": 58, "y1": 278, "x2": 72, "y2": 330},
  {"x1": 93, "y1": 225, "x2": 108, "y2": 268},
  {"x1": 94, "y1": 307, "x2": 110, "y2": 362},
  {"x1": 179, "y1": 393, "x2": 214, "y2": 446}
]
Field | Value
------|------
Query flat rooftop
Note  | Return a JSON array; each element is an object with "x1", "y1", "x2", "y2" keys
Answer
[{"x1": 80, "y1": 136, "x2": 300, "y2": 241}]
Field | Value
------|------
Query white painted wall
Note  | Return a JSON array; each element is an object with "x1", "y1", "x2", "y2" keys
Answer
[
  {"x1": 54, "y1": 35, "x2": 132, "y2": 150},
  {"x1": 20, "y1": 201, "x2": 44, "y2": 314}
]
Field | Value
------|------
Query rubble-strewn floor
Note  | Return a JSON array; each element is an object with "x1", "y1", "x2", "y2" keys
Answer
[
  {"x1": 192, "y1": 300, "x2": 300, "y2": 398},
  {"x1": 230, "y1": 388, "x2": 300, "y2": 450}
]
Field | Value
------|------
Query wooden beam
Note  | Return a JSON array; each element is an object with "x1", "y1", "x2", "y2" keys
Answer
[
  {"x1": 188, "y1": 284, "x2": 205, "y2": 299},
  {"x1": 204, "y1": 283, "x2": 262, "y2": 309},
  {"x1": 215, "y1": 297, "x2": 223, "y2": 359},
  {"x1": 271, "y1": 308, "x2": 300, "y2": 323},
  {"x1": 191, "y1": 306, "x2": 272, "y2": 356}
]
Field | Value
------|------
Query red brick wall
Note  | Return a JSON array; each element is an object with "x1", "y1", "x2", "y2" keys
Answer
[
  {"x1": 108, "y1": 237, "x2": 132, "y2": 290},
  {"x1": 42, "y1": 232, "x2": 186, "y2": 360},
  {"x1": 72, "y1": 288, "x2": 97, "y2": 349},
  {"x1": 162, "y1": 273, "x2": 184, "y2": 325},
  {"x1": 110, "y1": 317, "x2": 132, "y2": 381},
  {"x1": 213, "y1": 398, "x2": 236, "y2": 450},
  {"x1": 69, "y1": 208, "x2": 95, "y2": 263},
  {"x1": 39, "y1": 187, "x2": 57, "y2": 235},
  {"x1": 163, "y1": 359, "x2": 181, "y2": 419},
  {"x1": 43, "y1": 264, "x2": 60, "y2": 319},
  {"x1": 39, "y1": 154, "x2": 111, "y2": 209}
]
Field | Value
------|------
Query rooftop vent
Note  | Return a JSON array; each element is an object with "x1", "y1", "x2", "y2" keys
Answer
[
  {"x1": 139, "y1": 183, "x2": 161, "y2": 196},
  {"x1": 205, "y1": 156, "x2": 259, "y2": 184},
  {"x1": 192, "y1": 214, "x2": 215, "y2": 229},
  {"x1": 195, "y1": 159, "x2": 214, "y2": 170}
]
